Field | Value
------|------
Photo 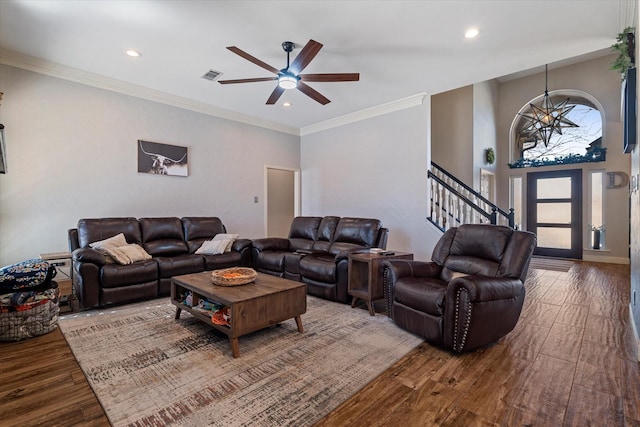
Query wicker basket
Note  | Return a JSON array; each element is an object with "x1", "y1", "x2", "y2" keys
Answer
[{"x1": 211, "y1": 267, "x2": 257, "y2": 286}]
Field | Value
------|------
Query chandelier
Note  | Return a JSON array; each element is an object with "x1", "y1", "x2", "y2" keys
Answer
[{"x1": 519, "y1": 65, "x2": 579, "y2": 147}]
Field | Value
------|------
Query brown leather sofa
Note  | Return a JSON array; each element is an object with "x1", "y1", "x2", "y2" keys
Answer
[
  {"x1": 383, "y1": 224, "x2": 536, "y2": 353},
  {"x1": 68, "y1": 217, "x2": 252, "y2": 309},
  {"x1": 251, "y1": 216, "x2": 388, "y2": 303}
]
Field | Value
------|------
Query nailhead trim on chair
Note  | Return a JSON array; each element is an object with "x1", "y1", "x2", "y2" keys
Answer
[
  {"x1": 383, "y1": 266, "x2": 393, "y2": 319},
  {"x1": 453, "y1": 287, "x2": 472, "y2": 352}
]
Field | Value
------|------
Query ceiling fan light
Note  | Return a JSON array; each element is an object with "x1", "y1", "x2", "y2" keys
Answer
[{"x1": 278, "y1": 74, "x2": 298, "y2": 89}]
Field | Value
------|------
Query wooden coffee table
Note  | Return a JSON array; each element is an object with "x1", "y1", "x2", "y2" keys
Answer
[{"x1": 171, "y1": 271, "x2": 306, "y2": 357}]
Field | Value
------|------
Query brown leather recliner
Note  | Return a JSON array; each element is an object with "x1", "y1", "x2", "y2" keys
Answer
[{"x1": 383, "y1": 224, "x2": 536, "y2": 353}]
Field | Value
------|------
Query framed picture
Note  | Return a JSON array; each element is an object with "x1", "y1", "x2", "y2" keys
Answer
[
  {"x1": 137, "y1": 140, "x2": 188, "y2": 176},
  {"x1": 0, "y1": 124, "x2": 6, "y2": 174}
]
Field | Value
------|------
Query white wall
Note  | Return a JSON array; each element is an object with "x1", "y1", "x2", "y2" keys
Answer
[
  {"x1": 0, "y1": 65, "x2": 300, "y2": 266},
  {"x1": 300, "y1": 99, "x2": 441, "y2": 262},
  {"x1": 473, "y1": 80, "x2": 499, "y2": 191},
  {"x1": 431, "y1": 86, "x2": 473, "y2": 186}
]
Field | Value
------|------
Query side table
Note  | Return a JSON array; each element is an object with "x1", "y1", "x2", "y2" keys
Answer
[
  {"x1": 40, "y1": 252, "x2": 73, "y2": 313},
  {"x1": 348, "y1": 251, "x2": 413, "y2": 316}
]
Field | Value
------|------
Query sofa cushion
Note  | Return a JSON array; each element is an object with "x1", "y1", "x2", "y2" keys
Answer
[
  {"x1": 256, "y1": 251, "x2": 286, "y2": 272},
  {"x1": 329, "y1": 217, "x2": 381, "y2": 254},
  {"x1": 394, "y1": 278, "x2": 447, "y2": 316},
  {"x1": 182, "y1": 217, "x2": 227, "y2": 253},
  {"x1": 289, "y1": 217, "x2": 322, "y2": 251},
  {"x1": 155, "y1": 255, "x2": 205, "y2": 278},
  {"x1": 78, "y1": 218, "x2": 141, "y2": 248},
  {"x1": 299, "y1": 254, "x2": 336, "y2": 283},
  {"x1": 100, "y1": 259, "x2": 158, "y2": 288},
  {"x1": 312, "y1": 216, "x2": 340, "y2": 252},
  {"x1": 140, "y1": 217, "x2": 188, "y2": 256},
  {"x1": 202, "y1": 252, "x2": 242, "y2": 270}
]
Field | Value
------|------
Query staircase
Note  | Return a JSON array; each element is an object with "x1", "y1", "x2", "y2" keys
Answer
[{"x1": 428, "y1": 161, "x2": 514, "y2": 232}]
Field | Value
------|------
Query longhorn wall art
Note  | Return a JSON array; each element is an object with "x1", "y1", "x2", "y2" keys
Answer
[{"x1": 137, "y1": 140, "x2": 188, "y2": 177}]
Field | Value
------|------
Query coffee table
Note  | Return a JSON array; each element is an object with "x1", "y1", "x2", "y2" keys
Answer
[{"x1": 171, "y1": 271, "x2": 306, "y2": 357}]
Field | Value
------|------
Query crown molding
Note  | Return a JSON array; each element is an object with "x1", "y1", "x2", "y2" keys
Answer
[
  {"x1": 300, "y1": 93, "x2": 428, "y2": 136},
  {"x1": 0, "y1": 48, "x2": 300, "y2": 136},
  {"x1": 1, "y1": 48, "x2": 427, "y2": 138}
]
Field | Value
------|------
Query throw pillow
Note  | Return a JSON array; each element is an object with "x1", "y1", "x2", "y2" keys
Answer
[
  {"x1": 89, "y1": 233, "x2": 127, "y2": 263},
  {"x1": 212, "y1": 233, "x2": 239, "y2": 253},
  {"x1": 195, "y1": 239, "x2": 232, "y2": 255},
  {"x1": 105, "y1": 244, "x2": 152, "y2": 265},
  {"x1": 89, "y1": 233, "x2": 127, "y2": 251}
]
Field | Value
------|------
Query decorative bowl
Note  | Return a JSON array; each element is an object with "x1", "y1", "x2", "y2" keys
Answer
[{"x1": 211, "y1": 267, "x2": 257, "y2": 286}]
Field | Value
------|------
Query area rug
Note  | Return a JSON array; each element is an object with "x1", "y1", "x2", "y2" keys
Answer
[
  {"x1": 529, "y1": 256, "x2": 575, "y2": 272},
  {"x1": 58, "y1": 296, "x2": 422, "y2": 427}
]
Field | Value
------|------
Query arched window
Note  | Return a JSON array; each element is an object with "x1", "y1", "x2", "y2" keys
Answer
[{"x1": 509, "y1": 91, "x2": 605, "y2": 168}]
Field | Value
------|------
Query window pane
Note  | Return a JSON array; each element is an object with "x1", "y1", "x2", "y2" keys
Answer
[
  {"x1": 519, "y1": 102, "x2": 602, "y2": 162},
  {"x1": 537, "y1": 227, "x2": 572, "y2": 249},
  {"x1": 511, "y1": 176, "x2": 523, "y2": 228},
  {"x1": 591, "y1": 171, "x2": 603, "y2": 228},
  {"x1": 537, "y1": 177, "x2": 571, "y2": 199},
  {"x1": 537, "y1": 203, "x2": 571, "y2": 223}
]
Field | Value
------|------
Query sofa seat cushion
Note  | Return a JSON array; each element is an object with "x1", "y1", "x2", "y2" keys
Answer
[
  {"x1": 100, "y1": 259, "x2": 158, "y2": 288},
  {"x1": 394, "y1": 278, "x2": 447, "y2": 316},
  {"x1": 202, "y1": 252, "x2": 242, "y2": 270},
  {"x1": 155, "y1": 255, "x2": 204, "y2": 278},
  {"x1": 299, "y1": 254, "x2": 336, "y2": 283},
  {"x1": 256, "y1": 251, "x2": 286, "y2": 272}
]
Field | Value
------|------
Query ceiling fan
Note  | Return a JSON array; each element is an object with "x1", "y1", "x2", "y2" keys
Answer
[{"x1": 218, "y1": 39, "x2": 359, "y2": 105}]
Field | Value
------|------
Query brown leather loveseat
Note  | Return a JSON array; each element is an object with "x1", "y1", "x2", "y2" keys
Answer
[
  {"x1": 68, "y1": 216, "x2": 252, "y2": 309},
  {"x1": 251, "y1": 216, "x2": 388, "y2": 303}
]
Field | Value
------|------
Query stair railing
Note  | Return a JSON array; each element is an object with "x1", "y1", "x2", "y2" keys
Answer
[{"x1": 428, "y1": 161, "x2": 514, "y2": 231}]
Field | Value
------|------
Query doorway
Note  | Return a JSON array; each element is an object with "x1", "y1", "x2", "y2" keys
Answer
[
  {"x1": 527, "y1": 169, "x2": 582, "y2": 259},
  {"x1": 265, "y1": 166, "x2": 300, "y2": 238}
]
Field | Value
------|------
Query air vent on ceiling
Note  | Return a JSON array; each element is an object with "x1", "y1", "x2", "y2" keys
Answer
[{"x1": 201, "y1": 69, "x2": 223, "y2": 81}]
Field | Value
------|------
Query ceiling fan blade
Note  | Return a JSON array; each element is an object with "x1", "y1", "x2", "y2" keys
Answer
[
  {"x1": 297, "y1": 81, "x2": 330, "y2": 105},
  {"x1": 226, "y1": 46, "x2": 280, "y2": 74},
  {"x1": 266, "y1": 85, "x2": 285, "y2": 105},
  {"x1": 299, "y1": 73, "x2": 360, "y2": 82},
  {"x1": 289, "y1": 39, "x2": 323, "y2": 75},
  {"x1": 218, "y1": 77, "x2": 277, "y2": 85}
]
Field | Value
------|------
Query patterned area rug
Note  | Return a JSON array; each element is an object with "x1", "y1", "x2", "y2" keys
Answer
[
  {"x1": 58, "y1": 296, "x2": 422, "y2": 427},
  {"x1": 529, "y1": 256, "x2": 575, "y2": 272}
]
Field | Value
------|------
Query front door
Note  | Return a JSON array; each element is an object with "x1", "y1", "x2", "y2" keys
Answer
[{"x1": 527, "y1": 169, "x2": 582, "y2": 259}]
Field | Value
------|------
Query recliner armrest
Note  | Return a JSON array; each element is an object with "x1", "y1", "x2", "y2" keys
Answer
[
  {"x1": 382, "y1": 259, "x2": 441, "y2": 280},
  {"x1": 72, "y1": 247, "x2": 106, "y2": 266},
  {"x1": 446, "y1": 275, "x2": 524, "y2": 302},
  {"x1": 251, "y1": 237, "x2": 290, "y2": 252},
  {"x1": 231, "y1": 238, "x2": 252, "y2": 252}
]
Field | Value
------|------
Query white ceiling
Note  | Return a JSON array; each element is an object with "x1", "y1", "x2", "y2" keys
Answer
[{"x1": 0, "y1": 0, "x2": 634, "y2": 134}]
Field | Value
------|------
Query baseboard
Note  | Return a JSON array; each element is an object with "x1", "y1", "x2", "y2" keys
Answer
[{"x1": 582, "y1": 253, "x2": 630, "y2": 264}]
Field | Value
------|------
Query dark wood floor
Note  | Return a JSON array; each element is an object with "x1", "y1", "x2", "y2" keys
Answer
[{"x1": 1, "y1": 261, "x2": 638, "y2": 426}]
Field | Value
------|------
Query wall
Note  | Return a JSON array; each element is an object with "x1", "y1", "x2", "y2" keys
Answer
[
  {"x1": 300, "y1": 99, "x2": 440, "y2": 262},
  {"x1": 431, "y1": 86, "x2": 473, "y2": 186},
  {"x1": 0, "y1": 64, "x2": 300, "y2": 266},
  {"x1": 496, "y1": 54, "x2": 631, "y2": 263},
  {"x1": 473, "y1": 80, "x2": 499, "y2": 192}
]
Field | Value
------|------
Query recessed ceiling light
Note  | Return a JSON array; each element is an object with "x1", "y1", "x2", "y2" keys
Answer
[
  {"x1": 126, "y1": 49, "x2": 142, "y2": 57},
  {"x1": 283, "y1": 101, "x2": 292, "y2": 107},
  {"x1": 464, "y1": 28, "x2": 479, "y2": 39}
]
